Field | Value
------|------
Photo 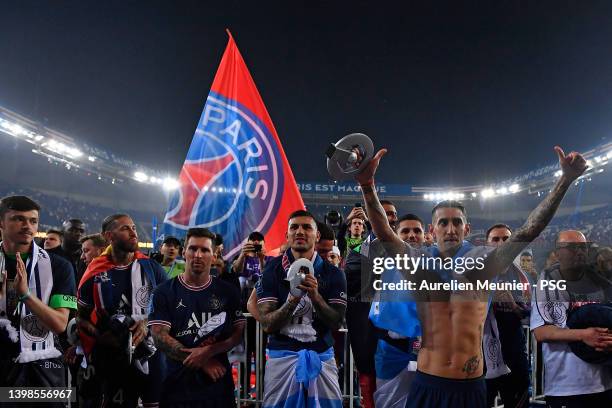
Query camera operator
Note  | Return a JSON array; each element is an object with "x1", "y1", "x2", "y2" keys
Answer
[
  {"x1": 337, "y1": 204, "x2": 372, "y2": 258},
  {"x1": 231, "y1": 231, "x2": 272, "y2": 399}
]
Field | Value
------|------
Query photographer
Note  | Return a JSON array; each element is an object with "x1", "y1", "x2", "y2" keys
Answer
[
  {"x1": 231, "y1": 231, "x2": 272, "y2": 399},
  {"x1": 337, "y1": 204, "x2": 372, "y2": 258}
]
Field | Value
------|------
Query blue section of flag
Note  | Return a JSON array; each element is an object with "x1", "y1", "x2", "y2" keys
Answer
[{"x1": 162, "y1": 91, "x2": 285, "y2": 258}]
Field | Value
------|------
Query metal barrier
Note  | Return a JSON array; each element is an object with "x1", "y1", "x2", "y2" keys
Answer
[
  {"x1": 235, "y1": 314, "x2": 359, "y2": 407},
  {"x1": 236, "y1": 317, "x2": 548, "y2": 408}
]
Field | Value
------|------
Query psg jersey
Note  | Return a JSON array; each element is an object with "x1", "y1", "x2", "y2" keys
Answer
[{"x1": 149, "y1": 274, "x2": 245, "y2": 402}]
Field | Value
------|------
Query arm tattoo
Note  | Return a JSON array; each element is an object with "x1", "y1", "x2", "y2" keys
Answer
[
  {"x1": 313, "y1": 301, "x2": 345, "y2": 331},
  {"x1": 257, "y1": 299, "x2": 300, "y2": 333},
  {"x1": 360, "y1": 183, "x2": 402, "y2": 247},
  {"x1": 151, "y1": 325, "x2": 189, "y2": 362},
  {"x1": 481, "y1": 177, "x2": 572, "y2": 280},
  {"x1": 462, "y1": 355, "x2": 480, "y2": 377},
  {"x1": 513, "y1": 177, "x2": 571, "y2": 243}
]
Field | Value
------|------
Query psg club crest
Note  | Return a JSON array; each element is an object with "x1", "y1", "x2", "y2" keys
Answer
[
  {"x1": 162, "y1": 31, "x2": 304, "y2": 258},
  {"x1": 163, "y1": 92, "x2": 284, "y2": 257}
]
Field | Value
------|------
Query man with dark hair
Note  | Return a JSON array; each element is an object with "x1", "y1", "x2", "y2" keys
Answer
[
  {"x1": 485, "y1": 223, "x2": 513, "y2": 243},
  {"x1": 149, "y1": 227, "x2": 245, "y2": 407},
  {"x1": 0, "y1": 196, "x2": 76, "y2": 406},
  {"x1": 55, "y1": 218, "x2": 86, "y2": 275},
  {"x1": 532, "y1": 230, "x2": 612, "y2": 406},
  {"x1": 520, "y1": 251, "x2": 537, "y2": 283},
  {"x1": 231, "y1": 230, "x2": 272, "y2": 399},
  {"x1": 232, "y1": 231, "x2": 271, "y2": 288},
  {"x1": 77, "y1": 213, "x2": 167, "y2": 407},
  {"x1": 397, "y1": 214, "x2": 425, "y2": 246},
  {"x1": 370, "y1": 213, "x2": 424, "y2": 408},
  {"x1": 344, "y1": 200, "x2": 399, "y2": 408},
  {"x1": 484, "y1": 223, "x2": 531, "y2": 408},
  {"x1": 356, "y1": 146, "x2": 587, "y2": 407},
  {"x1": 337, "y1": 206, "x2": 370, "y2": 257},
  {"x1": 316, "y1": 221, "x2": 336, "y2": 261},
  {"x1": 44, "y1": 228, "x2": 63, "y2": 251},
  {"x1": 160, "y1": 236, "x2": 185, "y2": 278},
  {"x1": 257, "y1": 209, "x2": 347, "y2": 407}
]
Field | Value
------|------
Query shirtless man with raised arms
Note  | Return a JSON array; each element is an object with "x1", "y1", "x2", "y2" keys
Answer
[{"x1": 355, "y1": 146, "x2": 587, "y2": 407}]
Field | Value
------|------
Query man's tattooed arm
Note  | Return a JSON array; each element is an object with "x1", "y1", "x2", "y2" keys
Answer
[
  {"x1": 150, "y1": 324, "x2": 189, "y2": 362},
  {"x1": 479, "y1": 176, "x2": 575, "y2": 281},
  {"x1": 360, "y1": 183, "x2": 403, "y2": 248},
  {"x1": 257, "y1": 297, "x2": 301, "y2": 333},
  {"x1": 312, "y1": 300, "x2": 345, "y2": 331},
  {"x1": 479, "y1": 148, "x2": 587, "y2": 280}
]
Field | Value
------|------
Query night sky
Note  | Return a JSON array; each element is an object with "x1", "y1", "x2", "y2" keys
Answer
[{"x1": 2, "y1": 1, "x2": 612, "y2": 186}]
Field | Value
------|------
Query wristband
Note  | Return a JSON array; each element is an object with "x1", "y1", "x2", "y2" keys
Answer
[{"x1": 18, "y1": 290, "x2": 31, "y2": 302}]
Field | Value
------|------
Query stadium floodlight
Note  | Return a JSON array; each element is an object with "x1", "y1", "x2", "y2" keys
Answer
[
  {"x1": 509, "y1": 184, "x2": 520, "y2": 193},
  {"x1": 11, "y1": 123, "x2": 26, "y2": 136},
  {"x1": 457, "y1": 193, "x2": 465, "y2": 199},
  {"x1": 161, "y1": 177, "x2": 179, "y2": 191},
  {"x1": 554, "y1": 170, "x2": 562, "y2": 177},
  {"x1": 471, "y1": 192, "x2": 478, "y2": 198},
  {"x1": 69, "y1": 148, "x2": 83, "y2": 158},
  {"x1": 586, "y1": 160, "x2": 593, "y2": 168},
  {"x1": 423, "y1": 194, "x2": 429, "y2": 200},
  {"x1": 34, "y1": 135, "x2": 44, "y2": 142},
  {"x1": 594, "y1": 156, "x2": 602, "y2": 163},
  {"x1": 134, "y1": 171, "x2": 148, "y2": 182},
  {"x1": 88, "y1": 156, "x2": 96, "y2": 162},
  {"x1": 607, "y1": 150, "x2": 612, "y2": 159},
  {"x1": 481, "y1": 188, "x2": 495, "y2": 199},
  {"x1": 496, "y1": 187, "x2": 508, "y2": 195}
]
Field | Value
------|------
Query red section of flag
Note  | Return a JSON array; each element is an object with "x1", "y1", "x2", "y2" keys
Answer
[{"x1": 210, "y1": 31, "x2": 304, "y2": 252}]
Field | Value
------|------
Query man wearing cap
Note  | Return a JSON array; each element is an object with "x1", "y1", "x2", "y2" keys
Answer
[
  {"x1": 327, "y1": 246, "x2": 341, "y2": 267},
  {"x1": 160, "y1": 236, "x2": 185, "y2": 279}
]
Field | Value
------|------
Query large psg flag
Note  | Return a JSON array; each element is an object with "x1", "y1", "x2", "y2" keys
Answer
[{"x1": 162, "y1": 31, "x2": 304, "y2": 258}]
